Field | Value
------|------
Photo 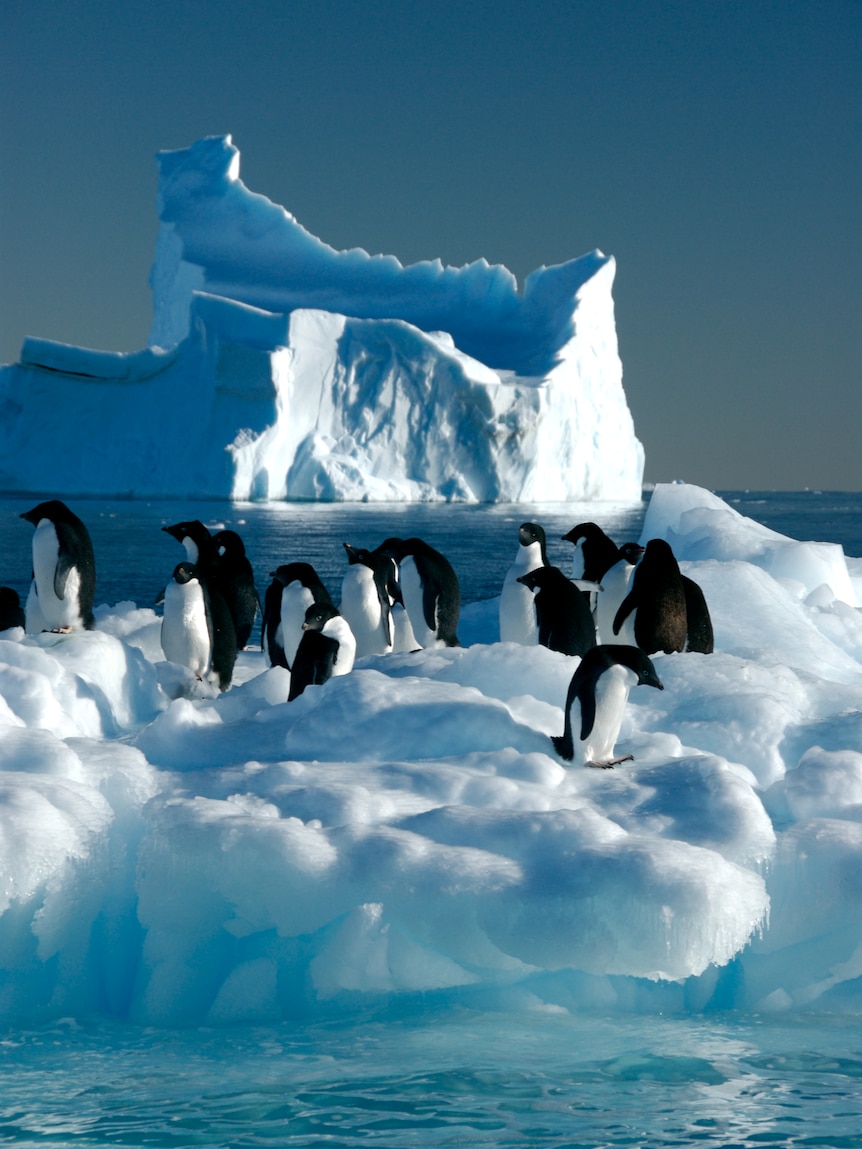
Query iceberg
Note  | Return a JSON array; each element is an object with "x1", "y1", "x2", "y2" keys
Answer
[
  {"x1": 1, "y1": 484, "x2": 862, "y2": 1026},
  {"x1": 0, "y1": 135, "x2": 643, "y2": 502}
]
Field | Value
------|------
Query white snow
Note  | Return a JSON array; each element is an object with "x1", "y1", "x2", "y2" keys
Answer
[
  {"x1": 0, "y1": 135, "x2": 643, "y2": 503},
  {"x1": 1, "y1": 483, "x2": 862, "y2": 1026}
]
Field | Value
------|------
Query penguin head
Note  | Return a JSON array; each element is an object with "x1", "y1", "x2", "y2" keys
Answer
[
  {"x1": 610, "y1": 645, "x2": 664, "y2": 691},
  {"x1": 618, "y1": 542, "x2": 645, "y2": 565},
  {"x1": 163, "y1": 520, "x2": 214, "y2": 565},
  {"x1": 517, "y1": 568, "x2": 545, "y2": 592},
  {"x1": 172, "y1": 562, "x2": 201, "y2": 586},
  {"x1": 344, "y1": 543, "x2": 373, "y2": 567},
  {"x1": 518, "y1": 522, "x2": 546, "y2": 548},
  {"x1": 302, "y1": 601, "x2": 340, "y2": 632},
  {"x1": 212, "y1": 529, "x2": 246, "y2": 559},
  {"x1": 562, "y1": 521, "x2": 605, "y2": 547},
  {"x1": 20, "y1": 499, "x2": 74, "y2": 527}
]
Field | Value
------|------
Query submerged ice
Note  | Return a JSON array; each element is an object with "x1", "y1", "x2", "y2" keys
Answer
[
  {"x1": 0, "y1": 135, "x2": 643, "y2": 502},
  {"x1": 1, "y1": 483, "x2": 862, "y2": 1027}
]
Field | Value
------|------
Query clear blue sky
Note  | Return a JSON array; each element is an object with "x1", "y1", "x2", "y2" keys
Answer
[{"x1": 1, "y1": 0, "x2": 859, "y2": 489}]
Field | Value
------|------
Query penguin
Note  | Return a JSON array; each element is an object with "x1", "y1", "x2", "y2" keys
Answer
[
  {"x1": 262, "y1": 563, "x2": 333, "y2": 670},
  {"x1": 339, "y1": 543, "x2": 399, "y2": 658},
  {"x1": 517, "y1": 566, "x2": 597, "y2": 657},
  {"x1": 161, "y1": 561, "x2": 237, "y2": 691},
  {"x1": 20, "y1": 500, "x2": 96, "y2": 632},
  {"x1": 682, "y1": 574, "x2": 714, "y2": 654},
  {"x1": 499, "y1": 522, "x2": 548, "y2": 644},
  {"x1": 210, "y1": 529, "x2": 260, "y2": 649},
  {"x1": 288, "y1": 601, "x2": 356, "y2": 701},
  {"x1": 595, "y1": 542, "x2": 644, "y2": 645},
  {"x1": 162, "y1": 520, "x2": 217, "y2": 568},
  {"x1": 612, "y1": 538, "x2": 687, "y2": 655},
  {"x1": 378, "y1": 537, "x2": 460, "y2": 648},
  {"x1": 0, "y1": 587, "x2": 25, "y2": 632},
  {"x1": 562, "y1": 522, "x2": 621, "y2": 583},
  {"x1": 552, "y1": 644, "x2": 664, "y2": 767}
]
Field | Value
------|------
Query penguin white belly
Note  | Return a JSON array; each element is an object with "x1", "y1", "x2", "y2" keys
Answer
[
  {"x1": 323, "y1": 616, "x2": 356, "y2": 676},
  {"x1": 570, "y1": 540, "x2": 587, "y2": 581},
  {"x1": 280, "y1": 584, "x2": 314, "y2": 669},
  {"x1": 573, "y1": 665, "x2": 636, "y2": 766},
  {"x1": 31, "y1": 519, "x2": 82, "y2": 630},
  {"x1": 390, "y1": 602, "x2": 418, "y2": 652},
  {"x1": 596, "y1": 562, "x2": 636, "y2": 645},
  {"x1": 25, "y1": 579, "x2": 49, "y2": 634},
  {"x1": 499, "y1": 543, "x2": 543, "y2": 644},
  {"x1": 340, "y1": 567, "x2": 389, "y2": 657},
  {"x1": 161, "y1": 580, "x2": 211, "y2": 677},
  {"x1": 399, "y1": 556, "x2": 437, "y2": 648}
]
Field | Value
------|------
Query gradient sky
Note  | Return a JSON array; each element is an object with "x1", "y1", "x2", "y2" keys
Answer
[{"x1": 1, "y1": 0, "x2": 859, "y2": 490}]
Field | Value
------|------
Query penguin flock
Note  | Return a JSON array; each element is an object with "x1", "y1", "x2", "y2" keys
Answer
[{"x1": 4, "y1": 501, "x2": 714, "y2": 771}]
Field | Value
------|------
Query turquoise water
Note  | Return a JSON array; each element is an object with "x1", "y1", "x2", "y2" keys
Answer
[{"x1": 2, "y1": 1010, "x2": 862, "y2": 1146}]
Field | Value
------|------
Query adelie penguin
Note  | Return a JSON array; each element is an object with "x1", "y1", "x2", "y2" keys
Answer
[
  {"x1": 210, "y1": 529, "x2": 260, "y2": 650},
  {"x1": 596, "y1": 542, "x2": 644, "y2": 645},
  {"x1": 262, "y1": 563, "x2": 333, "y2": 670},
  {"x1": 20, "y1": 500, "x2": 96, "y2": 632},
  {"x1": 161, "y1": 561, "x2": 237, "y2": 691},
  {"x1": 340, "y1": 543, "x2": 400, "y2": 658},
  {"x1": 499, "y1": 522, "x2": 548, "y2": 644},
  {"x1": 377, "y1": 537, "x2": 460, "y2": 649},
  {"x1": 562, "y1": 522, "x2": 621, "y2": 584},
  {"x1": 517, "y1": 566, "x2": 597, "y2": 657},
  {"x1": 552, "y1": 644, "x2": 664, "y2": 767},
  {"x1": 612, "y1": 538, "x2": 688, "y2": 655},
  {"x1": 288, "y1": 602, "x2": 356, "y2": 701}
]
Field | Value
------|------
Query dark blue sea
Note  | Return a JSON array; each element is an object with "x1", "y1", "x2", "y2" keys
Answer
[{"x1": 1, "y1": 489, "x2": 861, "y2": 1148}]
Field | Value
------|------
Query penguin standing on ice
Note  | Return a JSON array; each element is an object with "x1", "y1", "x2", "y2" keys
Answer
[
  {"x1": 262, "y1": 563, "x2": 333, "y2": 670},
  {"x1": 612, "y1": 539, "x2": 688, "y2": 655},
  {"x1": 595, "y1": 542, "x2": 644, "y2": 645},
  {"x1": 20, "y1": 500, "x2": 96, "y2": 632},
  {"x1": 499, "y1": 522, "x2": 548, "y2": 644},
  {"x1": 552, "y1": 644, "x2": 664, "y2": 767},
  {"x1": 211, "y1": 529, "x2": 260, "y2": 649},
  {"x1": 340, "y1": 543, "x2": 400, "y2": 658},
  {"x1": 516, "y1": 566, "x2": 597, "y2": 656},
  {"x1": 378, "y1": 537, "x2": 460, "y2": 648},
  {"x1": 161, "y1": 561, "x2": 237, "y2": 691},
  {"x1": 288, "y1": 601, "x2": 356, "y2": 700},
  {"x1": 0, "y1": 587, "x2": 25, "y2": 632}
]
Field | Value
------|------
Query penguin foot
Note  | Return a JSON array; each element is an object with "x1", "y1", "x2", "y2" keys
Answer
[
  {"x1": 50, "y1": 626, "x2": 74, "y2": 634},
  {"x1": 586, "y1": 753, "x2": 634, "y2": 769}
]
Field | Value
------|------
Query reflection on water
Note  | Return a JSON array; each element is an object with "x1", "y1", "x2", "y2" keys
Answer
[{"x1": 2, "y1": 1011, "x2": 862, "y2": 1147}]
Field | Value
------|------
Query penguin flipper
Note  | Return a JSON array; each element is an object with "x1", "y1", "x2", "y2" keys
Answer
[{"x1": 612, "y1": 590, "x2": 637, "y2": 636}]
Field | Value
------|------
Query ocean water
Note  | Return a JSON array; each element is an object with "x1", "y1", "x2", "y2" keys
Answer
[{"x1": 2, "y1": 489, "x2": 862, "y2": 1147}]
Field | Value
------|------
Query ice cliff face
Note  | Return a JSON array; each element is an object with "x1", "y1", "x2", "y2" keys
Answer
[{"x1": 0, "y1": 134, "x2": 644, "y2": 502}]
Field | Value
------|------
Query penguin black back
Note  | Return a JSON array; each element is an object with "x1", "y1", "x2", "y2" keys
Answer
[
  {"x1": 612, "y1": 539, "x2": 687, "y2": 655},
  {"x1": 288, "y1": 602, "x2": 342, "y2": 701},
  {"x1": 517, "y1": 566, "x2": 597, "y2": 656},
  {"x1": 682, "y1": 575, "x2": 714, "y2": 653},
  {"x1": 211, "y1": 529, "x2": 260, "y2": 649}
]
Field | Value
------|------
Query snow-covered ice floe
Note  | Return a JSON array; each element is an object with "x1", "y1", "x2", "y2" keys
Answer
[
  {"x1": 0, "y1": 134, "x2": 642, "y2": 503},
  {"x1": 1, "y1": 483, "x2": 861, "y2": 1026}
]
